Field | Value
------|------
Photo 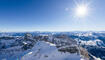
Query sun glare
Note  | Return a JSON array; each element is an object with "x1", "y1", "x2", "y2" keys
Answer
[
  {"x1": 73, "y1": 0, "x2": 90, "y2": 18},
  {"x1": 75, "y1": 4, "x2": 88, "y2": 18}
]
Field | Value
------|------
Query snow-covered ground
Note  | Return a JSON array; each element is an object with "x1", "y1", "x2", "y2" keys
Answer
[{"x1": 22, "y1": 41, "x2": 81, "y2": 60}]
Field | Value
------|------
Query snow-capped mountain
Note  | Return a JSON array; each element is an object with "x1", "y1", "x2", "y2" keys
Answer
[
  {"x1": 0, "y1": 31, "x2": 105, "y2": 60},
  {"x1": 79, "y1": 39, "x2": 105, "y2": 47}
]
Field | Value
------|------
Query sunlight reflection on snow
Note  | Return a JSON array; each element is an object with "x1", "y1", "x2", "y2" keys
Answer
[{"x1": 28, "y1": 52, "x2": 33, "y2": 55}]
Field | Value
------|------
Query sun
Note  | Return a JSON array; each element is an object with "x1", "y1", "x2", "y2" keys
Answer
[
  {"x1": 76, "y1": 5, "x2": 87, "y2": 16},
  {"x1": 75, "y1": 5, "x2": 88, "y2": 17}
]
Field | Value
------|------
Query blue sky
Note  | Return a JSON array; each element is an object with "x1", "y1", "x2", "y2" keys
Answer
[{"x1": 0, "y1": 0, "x2": 105, "y2": 32}]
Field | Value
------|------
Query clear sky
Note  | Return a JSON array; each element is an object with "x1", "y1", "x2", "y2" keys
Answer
[{"x1": 0, "y1": 0, "x2": 105, "y2": 32}]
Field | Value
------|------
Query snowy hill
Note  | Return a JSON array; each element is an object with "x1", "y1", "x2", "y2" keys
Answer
[{"x1": 22, "y1": 41, "x2": 81, "y2": 60}]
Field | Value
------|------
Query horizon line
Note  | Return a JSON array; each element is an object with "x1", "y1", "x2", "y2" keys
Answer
[{"x1": 0, "y1": 30, "x2": 105, "y2": 33}]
